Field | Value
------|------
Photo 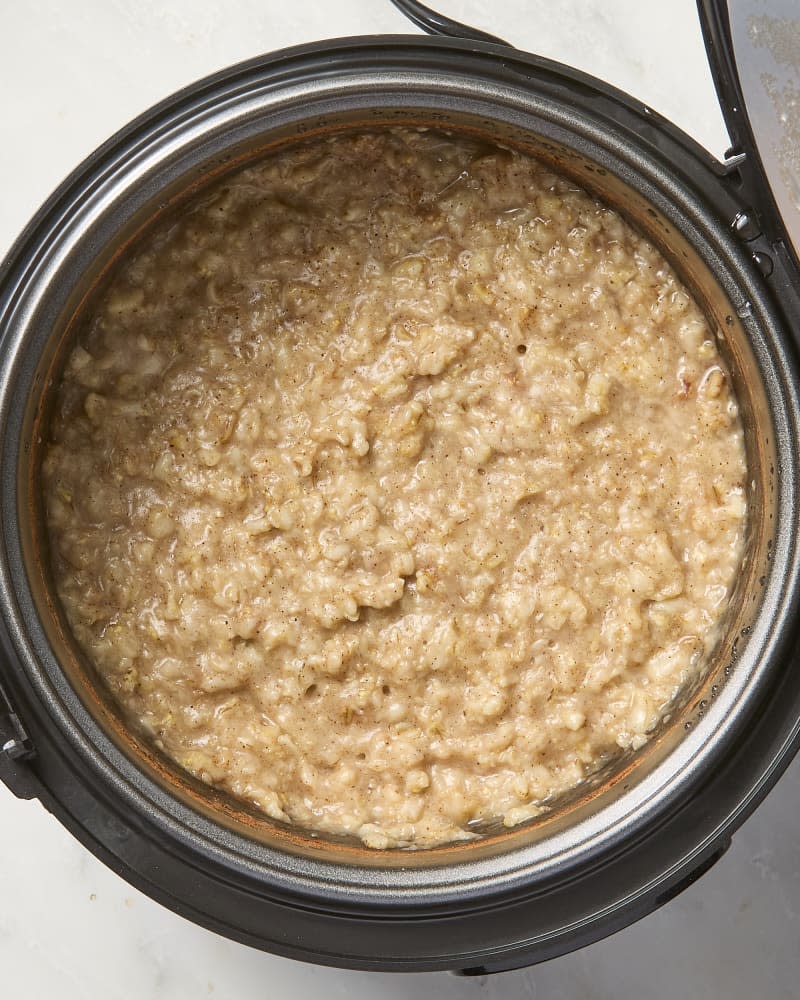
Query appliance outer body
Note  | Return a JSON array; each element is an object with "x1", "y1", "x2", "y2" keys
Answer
[{"x1": 1, "y1": 37, "x2": 800, "y2": 973}]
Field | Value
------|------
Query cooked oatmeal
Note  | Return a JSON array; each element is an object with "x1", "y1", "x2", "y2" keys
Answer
[{"x1": 43, "y1": 129, "x2": 747, "y2": 848}]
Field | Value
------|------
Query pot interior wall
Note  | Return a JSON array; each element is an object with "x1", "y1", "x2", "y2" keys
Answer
[{"x1": 16, "y1": 108, "x2": 778, "y2": 870}]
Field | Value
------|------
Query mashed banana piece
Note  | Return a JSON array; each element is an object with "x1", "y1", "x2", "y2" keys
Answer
[{"x1": 43, "y1": 130, "x2": 746, "y2": 848}]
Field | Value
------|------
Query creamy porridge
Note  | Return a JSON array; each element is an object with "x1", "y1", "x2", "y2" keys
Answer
[{"x1": 43, "y1": 129, "x2": 747, "y2": 848}]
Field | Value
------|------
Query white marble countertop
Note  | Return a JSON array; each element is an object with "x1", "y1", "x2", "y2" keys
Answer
[{"x1": 2, "y1": 2, "x2": 798, "y2": 997}]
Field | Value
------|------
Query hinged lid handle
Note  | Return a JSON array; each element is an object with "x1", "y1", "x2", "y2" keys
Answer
[
  {"x1": 698, "y1": 0, "x2": 800, "y2": 270},
  {"x1": 389, "y1": 0, "x2": 511, "y2": 46}
]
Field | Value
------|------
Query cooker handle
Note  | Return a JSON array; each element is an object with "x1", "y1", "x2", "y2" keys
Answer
[
  {"x1": 0, "y1": 672, "x2": 40, "y2": 800},
  {"x1": 389, "y1": 0, "x2": 512, "y2": 47}
]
